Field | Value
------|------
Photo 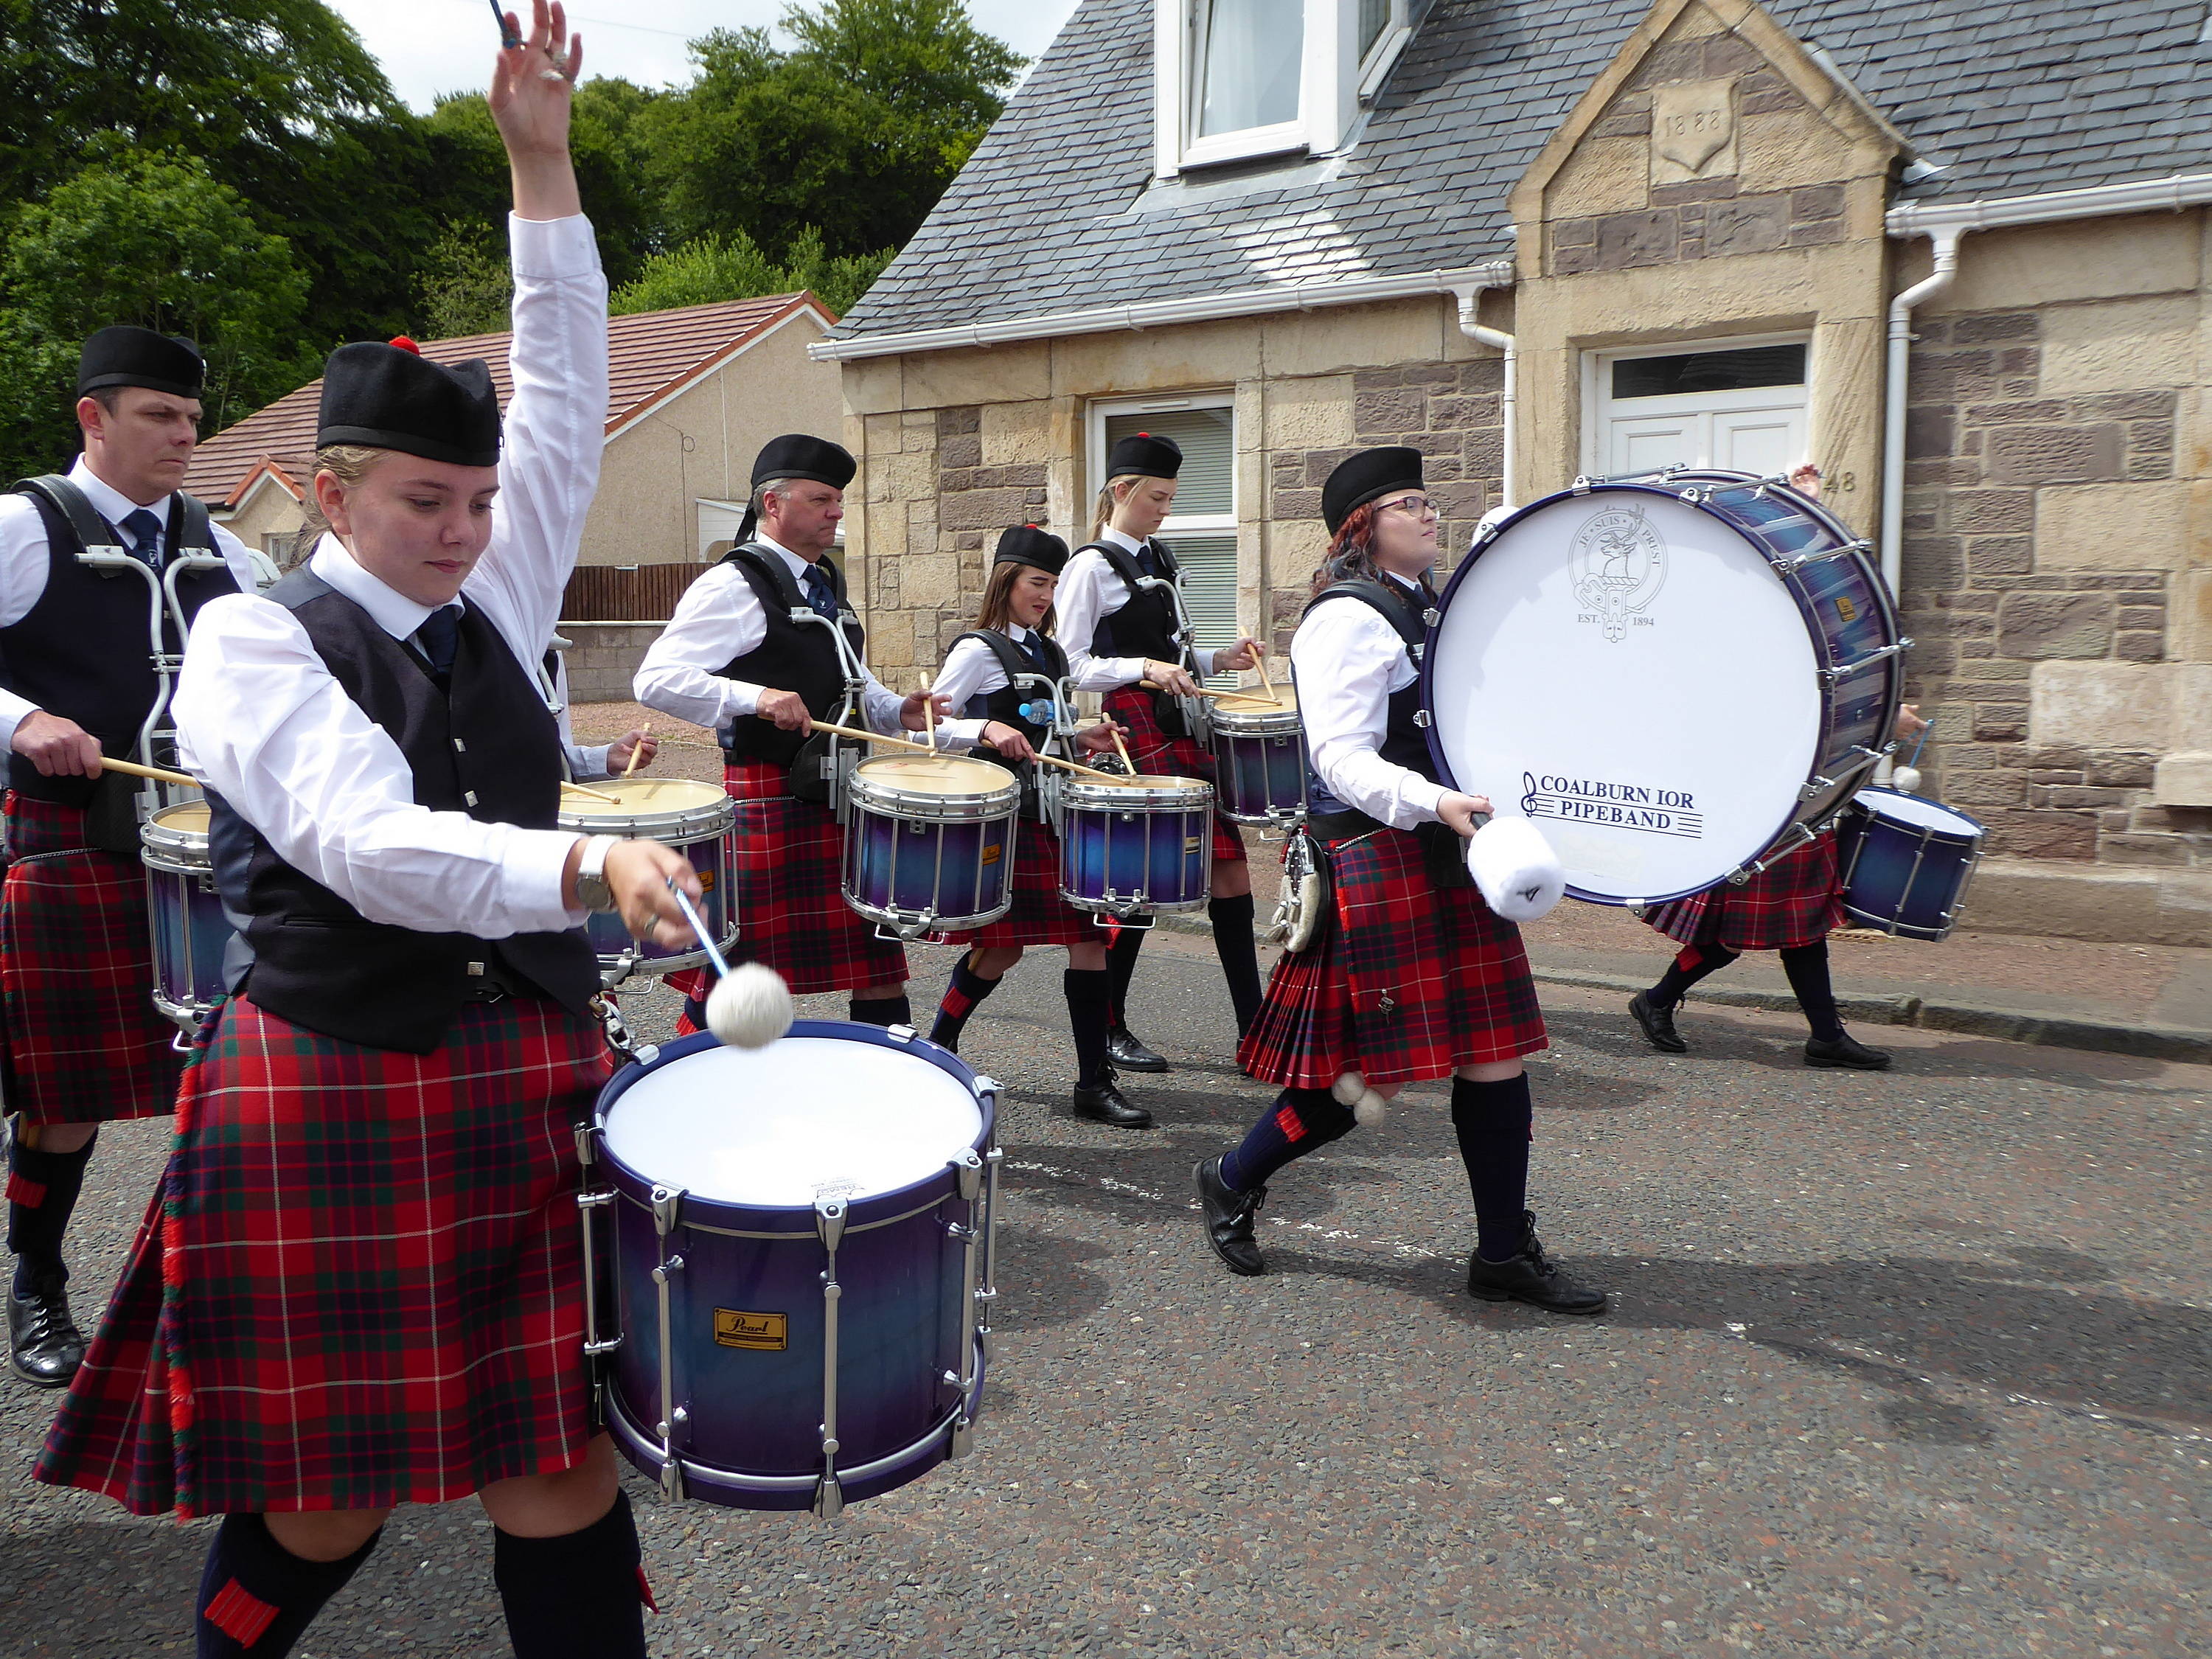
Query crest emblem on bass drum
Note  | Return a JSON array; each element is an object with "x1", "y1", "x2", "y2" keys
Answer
[{"x1": 1568, "y1": 506, "x2": 1669, "y2": 644}]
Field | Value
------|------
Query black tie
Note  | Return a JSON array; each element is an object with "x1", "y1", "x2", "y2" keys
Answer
[
  {"x1": 1134, "y1": 542, "x2": 1158, "y2": 580},
  {"x1": 120, "y1": 508, "x2": 164, "y2": 571},
  {"x1": 414, "y1": 606, "x2": 462, "y2": 690},
  {"x1": 801, "y1": 562, "x2": 841, "y2": 622},
  {"x1": 1018, "y1": 630, "x2": 1056, "y2": 679}
]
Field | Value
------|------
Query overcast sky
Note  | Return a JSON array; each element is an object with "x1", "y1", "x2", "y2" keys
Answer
[{"x1": 324, "y1": 0, "x2": 1078, "y2": 111}]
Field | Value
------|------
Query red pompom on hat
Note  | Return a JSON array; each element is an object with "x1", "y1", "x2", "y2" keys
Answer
[{"x1": 388, "y1": 335, "x2": 421, "y2": 355}]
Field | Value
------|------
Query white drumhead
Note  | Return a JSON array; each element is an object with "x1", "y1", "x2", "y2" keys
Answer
[
  {"x1": 603, "y1": 1033, "x2": 984, "y2": 1207},
  {"x1": 1431, "y1": 490, "x2": 1819, "y2": 902},
  {"x1": 1855, "y1": 787, "x2": 1981, "y2": 837}
]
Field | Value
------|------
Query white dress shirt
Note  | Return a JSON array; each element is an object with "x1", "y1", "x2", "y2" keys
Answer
[
  {"x1": 931, "y1": 622, "x2": 1059, "y2": 714},
  {"x1": 173, "y1": 212, "x2": 608, "y2": 939},
  {"x1": 633, "y1": 535, "x2": 983, "y2": 746},
  {"x1": 1293, "y1": 571, "x2": 1450, "y2": 830},
  {"x1": 0, "y1": 455, "x2": 260, "y2": 752},
  {"x1": 1056, "y1": 526, "x2": 1223, "y2": 692}
]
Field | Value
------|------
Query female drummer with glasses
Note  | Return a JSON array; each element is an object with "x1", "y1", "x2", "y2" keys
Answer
[
  {"x1": 36, "y1": 11, "x2": 692, "y2": 1652},
  {"x1": 924, "y1": 526, "x2": 1147, "y2": 1126},
  {"x1": 1194, "y1": 448, "x2": 1605, "y2": 1315}
]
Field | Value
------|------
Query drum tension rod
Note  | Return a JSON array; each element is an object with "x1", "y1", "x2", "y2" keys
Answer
[
  {"x1": 1820, "y1": 640, "x2": 1911, "y2": 681},
  {"x1": 1776, "y1": 539, "x2": 1872, "y2": 572}
]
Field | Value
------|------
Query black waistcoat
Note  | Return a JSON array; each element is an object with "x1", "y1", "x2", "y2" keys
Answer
[
  {"x1": 0, "y1": 480, "x2": 237, "y2": 805},
  {"x1": 1081, "y1": 540, "x2": 1186, "y2": 667},
  {"x1": 714, "y1": 546, "x2": 866, "y2": 770},
  {"x1": 1304, "y1": 579, "x2": 1438, "y2": 787},
  {"x1": 207, "y1": 569, "x2": 599, "y2": 1054},
  {"x1": 954, "y1": 627, "x2": 1068, "y2": 819}
]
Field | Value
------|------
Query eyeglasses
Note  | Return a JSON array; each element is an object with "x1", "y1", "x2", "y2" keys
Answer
[{"x1": 1375, "y1": 495, "x2": 1437, "y2": 519}]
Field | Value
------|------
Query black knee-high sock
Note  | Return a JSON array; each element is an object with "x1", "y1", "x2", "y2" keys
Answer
[
  {"x1": 494, "y1": 1489, "x2": 650, "y2": 1659},
  {"x1": 1208, "y1": 894, "x2": 1264, "y2": 1037},
  {"x1": 929, "y1": 953, "x2": 1001, "y2": 1051},
  {"x1": 1451, "y1": 1074, "x2": 1534, "y2": 1263},
  {"x1": 7, "y1": 1129, "x2": 95, "y2": 1294},
  {"x1": 195, "y1": 1513, "x2": 380, "y2": 1658},
  {"x1": 1220, "y1": 1087, "x2": 1356, "y2": 1192},
  {"x1": 1062, "y1": 968, "x2": 1113, "y2": 1088},
  {"x1": 848, "y1": 993, "x2": 912, "y2": 1029},
  {"x1": 1779, "y1": 940, "x2": 1844, "y2": 1041},
  {"x1": 1648, "y1": 941, "x2": 1740, "y2": 1010},
  {"x1": 1105, "y1": 925, "x2": 1145, "y2": 1029}
]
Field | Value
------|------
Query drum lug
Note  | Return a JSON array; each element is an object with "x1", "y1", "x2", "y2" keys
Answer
[
  {"x1": 650, "y1": 1184, "x2": 685, "y2": 1237},
  {"x1": 950, "y1": 1414, "x2": 976, "y2": 1461},
  {"x1": 1798, "y1": 775, "x2": 1836, "y2": 801},
  {"x1": 952, "y1": 1147, "x2": 984, "y2": 1203},
  {"x1": 885, "y1": 1022, "x2": 918, "y2": 1044},
  {"x1": 1411, "y1": 708, "x2": 1431, "y2": 728},
  {"x1": 813, "y1": 1474, "x2": 846, "y2": 1520},
  {"x1": 1571, "y1": 475, "x2": 1597, "y2": 495}
]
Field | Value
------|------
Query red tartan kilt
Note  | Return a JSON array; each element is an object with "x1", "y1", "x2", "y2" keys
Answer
[
  {"x1": 667, "y1": 761, "x2": 908, "y2": 1009},
  {"x1": 1641, "y1": 832, "x2": 1846, "y2": 952},
  {"x1": 0, "y1": 793, "x2": 184, "y2": 1125},
  {"x1": 1238, "y1": 827, "x2": 1546, "y2": 1088},
  {"x1": 936, "y1": 821, "x2": 1095, "y2": 950},
  {"x1": 1102, "y1": 686, "x2": 1246, "y2": 864},
  {"x1": 35, "y1": 992, "x2": 611, "y2": 1517}
]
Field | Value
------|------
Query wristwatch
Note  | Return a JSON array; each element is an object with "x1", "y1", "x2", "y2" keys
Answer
[{"x1": 574, "y1": 834, "x2": 619, "y2": 914}]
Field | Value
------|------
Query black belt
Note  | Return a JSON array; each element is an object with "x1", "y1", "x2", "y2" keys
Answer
[
  {"x1": 1305, "y1": 808, "x2": 1387, "y2": 841},
  {"x1": 459, "y1": 963, "x2": 535, "y2": 1003}
]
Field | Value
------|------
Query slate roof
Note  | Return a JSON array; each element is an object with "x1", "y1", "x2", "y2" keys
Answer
[
  {"x1": 189, "y1": 293, "x2": 829, "y2": 507},
  {"x1": 832, "y1": 0, "x2": 2212, "y2": 342}
]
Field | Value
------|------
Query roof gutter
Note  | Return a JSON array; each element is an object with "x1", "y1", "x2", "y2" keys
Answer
[{"x1": 807, "y1": 258, "x2": 1518, "y2": 362}]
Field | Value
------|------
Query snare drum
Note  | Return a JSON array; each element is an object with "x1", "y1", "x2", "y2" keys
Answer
[
  {"x1": 557, "y1": 779, "x2": 736, "y2": 986},
  {"x1": 1057, "y1": 774, "x2": 1214, "y2": 918},
  {"x1": 841, "y1": 754, "x2": 1020, "y2": 939},
  {"x1": 1834, "y1": 787, "x2": 1985, "y2": 941},
  {"x1": 139, "y1": 801, "x2": 230, "y2": 1033},
  {"x1": 584, "y1": 1023, "x2": 998, "y2": 1514},
  {"x1": 1208, "y1": 688, "x2": 1307, "y2": 826}
]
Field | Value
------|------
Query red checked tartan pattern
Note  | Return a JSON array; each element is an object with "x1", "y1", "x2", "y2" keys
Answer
[
  {"x1": 667, "y1": 762, "x2": 908, "y2": 1009},
  {"x1": 937, "y1": 822, "x2": 1093, "y2": 950},
  {"x1": 1102, "y1": 687, "x2": 1247, "y2": 866},
  {"x1": 1641, "y1": 831, "x2": 1846, "y2": 952},
  {"x1": 35, "y1": 993, "x2": 610, "y2": 1517},
  {"x1": 0, "y1": 793, "x2": 184, "y2": 1125},
  {"x1": 1239, "y1": 826, "x2": 1547, "y2": 1088}
]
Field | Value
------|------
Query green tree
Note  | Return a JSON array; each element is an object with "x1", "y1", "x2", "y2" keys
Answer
[
  {"x1": 414, "y1": 223, "x2": 513, "y2": 341},
  {"x1": 0, "y1": 145, "x2": 310, "y2": 479},
  {"x1": 609, "y1": 229, "x2": 892, "y2": 321}
]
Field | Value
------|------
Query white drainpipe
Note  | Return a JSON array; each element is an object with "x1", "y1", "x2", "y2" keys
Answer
[
  {"x1": 1452, "y1": 282, "x2": 1517, "y2": 512},
  {"x1": 1878, "y1": 226, "x2": 1961, "y2": 599}
]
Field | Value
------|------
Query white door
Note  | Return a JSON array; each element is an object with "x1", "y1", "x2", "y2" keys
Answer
[{"x1": 1591, "y1": 338, "x2": 1809, "y2": 479}]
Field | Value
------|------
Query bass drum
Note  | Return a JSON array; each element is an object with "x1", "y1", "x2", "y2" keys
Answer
[{"x1": 1423, "y1": 471, "x2": 1905, "y2": 906}]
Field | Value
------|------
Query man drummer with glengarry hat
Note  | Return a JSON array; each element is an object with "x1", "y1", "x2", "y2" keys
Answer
[
  {"x1": 0, "y1": 324, "x2": 260, "y2": 1388},
  {"x1": 635, "y1": 433, "x2": 987, "y2": 1029}
]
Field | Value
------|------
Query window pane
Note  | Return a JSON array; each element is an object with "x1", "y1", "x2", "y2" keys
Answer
[
  {"x1": 1612, "y1": 344, "x2": 1807, "y2": 400},
  {"x1": 1359, "y1": 0, "x2": 1390, "y2": 60},
  {"x1": 1104, "y1": 408, "x2": 1234, "y2": 518},
  {"x1": 1157, "y1": 531, "x2": 1241, "y2": 686},
  {"x1": 1196, "y1": 0, "x2": 1302, "y2": 136}
]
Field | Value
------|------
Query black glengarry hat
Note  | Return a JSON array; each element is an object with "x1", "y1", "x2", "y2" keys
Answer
[
  {"x1": 1323, "y1": 446, "x2": 1426, "y2": 535},
  {"x1": 751, "y1": 434, "x2": 856, "y2": 490},
  {"x1": 77, "y1": 326, "x2": 206, "y2": 399},
  {"x1": 993, "y1": 524, "x2": 1068, "y2": 575},
  {"x1": 1105, "y1": 431, "x2": 1182, "y2": 479},
  {"x1": 319, "y1": 340, "x2": 501, "y2": 467}
]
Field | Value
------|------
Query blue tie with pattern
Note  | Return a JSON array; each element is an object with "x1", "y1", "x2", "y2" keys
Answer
[
  {"x1": 1018, "y1": 630, "x2": 1056, "y2": 678},
  {"x1": 1135, "y1": 541, "x2": 1158, "y2": 579},
  {"x1": 120, "y1": 508, "x2": 163, "y2": 571},
  {"x1": 414, "y1": 607, "x2": 461, "y2": 689},
  {"x1": 801, "y1": 562, "x2": 841, "y2": 622}
]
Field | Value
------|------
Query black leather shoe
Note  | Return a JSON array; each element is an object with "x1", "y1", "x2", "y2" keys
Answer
[
  {"x1": 8, "y1": 1272, "x2": 86, "y2": 1388},
  {"x1": 1628, "y1": 992, "x2": 1688, "y2": 1054},
  {"x1": 1071, "y1": 1077, "x2": 1153, "y2": 1128},
  {"x1": 1105, "y1": 1025, "x2": 1170, "y2": 1073},
  {"x1": 1194, "y1": 1156, "x2": 1266, "y2": 1276},
  {"x1": 1466, "y1": 1214, "x2": 1607, "y2": 1315},
  {"x1": 1804, "y1": 1031, "x2": 1893, "y2": 1070}
]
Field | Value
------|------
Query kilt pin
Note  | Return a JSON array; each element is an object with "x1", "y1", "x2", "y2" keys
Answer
[
  {"x1": 937, "y1": 821, "x2": 1093, "y2": 950},
  {"x1": 1239, "y1": 825, "x2": 1548, "y2": 1090},
  {"x1": 1640, "y1": 832, "x2": 1846, "y2": 953},
  {"x1": 1102, "y1": 686, "x2": 1247, "y2": 866},
  {"x1": 0, "y1": 791, "x2": 184, "y2": 1126},
  {"x1": 35, "y1": 993, "x2": 610, "y2": 1515}
]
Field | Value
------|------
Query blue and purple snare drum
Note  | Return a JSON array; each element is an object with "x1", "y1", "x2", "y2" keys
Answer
[
  {"x1": 1425, "y1": 467, "x2": 1906, "y2": 905},
  {"x1": 140, "y1": 800, "x2": 229, "y2": 1034},
  {"x1": 1056, "y1": 773, "x2": 1214, "y2": 919},
  {"x1": 841, "y1": 754, "x2": 1020, "y2": 939},
  {"x1": 559, "y1": 778, "x2": 736, "y2": 987},
  {"x1": 582, "y1": 1023, "x2": 999, "y2": 1515},
  {"x1": 1208, "y1": 687, "x2": 1308, "y2": 827},
  {"x1": 1833, "y1": 787, "x2": 1985, "y2": 941}
]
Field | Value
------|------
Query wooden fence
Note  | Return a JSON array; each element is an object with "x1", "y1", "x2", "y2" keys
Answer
[{"x1": 560, "y1": 563, "x2": 708, "y2": 622}]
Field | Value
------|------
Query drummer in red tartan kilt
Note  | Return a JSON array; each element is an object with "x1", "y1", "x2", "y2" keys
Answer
[
  {"x1": 924, "y1": 526, "x2": 1152, "y2": 1125},
  {"x1": 1057, "y1": 431, "x2": 1269, "y2": 1069},
  {"x1": 636, "y1": 436, "x2": 978, "y2": 1032},
  {"x1": 0, "y1": 325, "x2": 260, "y2": 1387},
  {"x1": 35, "y1": 14, "x2": 695, "y2": 1652},
  {"x1": 1630, "y1": 704, "x2": 1927, "y2": 1069},
  {"x1": 1195, "y1": 448, "x2": 1605, "y2": 1315}
]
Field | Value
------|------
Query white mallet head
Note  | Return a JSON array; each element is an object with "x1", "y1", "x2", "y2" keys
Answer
[
  {"x1": 705, "y1": 962, "x2": 795, "y2": 1049},
  {"x1": 1892, "y1": 765, "x2": 1923, "y2": 794}
]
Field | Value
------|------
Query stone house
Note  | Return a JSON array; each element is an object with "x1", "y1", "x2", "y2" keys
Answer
[{"x1": 813, "y1": 0, "x2": 2212, "y2": 945}]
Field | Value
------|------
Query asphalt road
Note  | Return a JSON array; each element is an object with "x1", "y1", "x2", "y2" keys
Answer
[{"x1": 4, "y1": 933, "x2": 2207, "y2": 1658}]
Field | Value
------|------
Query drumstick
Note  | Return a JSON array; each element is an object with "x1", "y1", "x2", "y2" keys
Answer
[
  {"x1": 622, "y1": 724, "x2": 650, "y2": 778},
  {"x1": 803, "y1": 717, "x2": 1133, "y2": 784},
  {"x1": 1254, "y1": 642, "x2": 1276, "y2": 700},
  {"x1": 921, "y1": 675, "x2": 937, "y2": 754},
  {"x1": 1111, "y1": 725, "x2": 1135, "y2": 775},
  {"x1": 1140, "y1": 681, "x2": 1281, "y2": 707},
  {"x1": 560, "y1": 781, "x2": 623, "y2": 805},
  {"x1": 97, "y1": 757, "x2": 196, "y2": 788}
]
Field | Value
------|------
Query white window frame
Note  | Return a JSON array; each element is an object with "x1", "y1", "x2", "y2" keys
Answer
[
  {"x1": 1154, "y1": 0, "x2": 1368, "y2": 176},
  {"x1": 1580, "y1": 330, "x2": 1815, "y2": 478}
]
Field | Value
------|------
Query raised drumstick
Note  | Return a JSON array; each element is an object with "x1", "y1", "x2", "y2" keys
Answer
[
  {"x1": 97, "y1": 757, "x2": 196, "y2": 788},
  {"x1": 1254, "y1": 641, "x2": 1276, "y2": 700},
  {"x1": 1111, "y1": 724, "x2": 1135, "y2": 776},
  {"x1": 622, "y1": 723, "x2": 651, "y2": 778}
]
